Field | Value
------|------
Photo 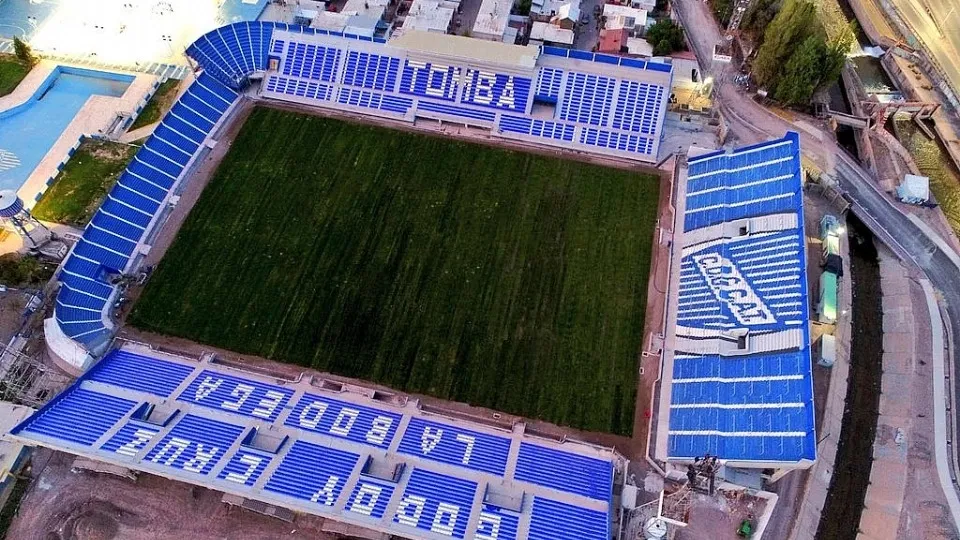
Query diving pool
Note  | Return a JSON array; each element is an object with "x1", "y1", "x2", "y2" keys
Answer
[{"x1": 0, "y1": 66, "x2": 133, "y2": 193}]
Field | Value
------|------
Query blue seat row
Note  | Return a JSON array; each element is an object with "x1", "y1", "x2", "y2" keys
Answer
[
  {"x1": 54, "y1": 73, "x2": 239, "y2": 346},
  {"x1": 263, "y1": 440, "x2": 360, "y2": 506},
  {"x1": 535, "y1": 67, "x2": 563, "y2": 102},
  {"x1": 285, "y1": 392, "x2": 403, "y2": 449},
  {"x1": 416, "y1": 100, "x2": 495, "y2": 123},
  {"x1": 460, "y1": 69, "x2": 532, "y2": 112},
  {"x1": 186, "y1": 22, "x2": 276, "y2": 88},
  {"x1": 579, "y1": 127, "x2": 653, "y2": 155},
  {"x1": 342, "y1": 51, "x2": 400, "y2": 92},
  {"x1": 345, "y1": 478, "x2": 397, "y2": 520},
  {"x1": 398, "y1": 418, "x2": 512, "y2": 476},
  {"x1": 87, "y1": 349, "x2": 194, "y2": 397},
  {"x1": 513, "y1": 443, "x2": 613, "y2": 501},
  {"x1": 477, "y1": 504, "x2": 521, "y2": 540},
  {"x1": 498, "y1": 115, "x2": 575, "y2": 142},
  {"x1": 668, "y1": 432, "x2": 816, "y2": 463},
  {"x1": 611, "y1": 81, "x2": 663, "y2": 135},
  {"x1": 177, "y1": 369, "x2": 294, "y2": 422},
  {"x1": 266, "y1": 75, "x2": 334, "y2": 101},
  {"x1": 281, "y1": 42, "x2": 341, "y2": 83},
  {"x1": 393, "y1": 468, "x2": 477, "y2": 539},
  {"x1": 559, "y1": 72, "x2": 614, "y2": 126},
  {"x1": 145, "y1": 414, "x2": 246, "y2": 475},
  {"x1": 399, "y1": 60, "x2": 460, "y2": 102},
  {"x1": 217, "y1": 448, "x2": 276, "y2": 487},
  {"x1": 19, "y1": 388, "x2": 136, "y2": 446},
  {"x1": 528, "y1": 497, "x2": 609, "y2": 540},
  {"x1": 337, "y1": 87, "x2": 411, "y2": 115}
]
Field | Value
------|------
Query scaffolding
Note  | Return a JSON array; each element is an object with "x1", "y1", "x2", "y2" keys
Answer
[{"x1": 0, "y1": 337, "x2": 70, "y2": 408}]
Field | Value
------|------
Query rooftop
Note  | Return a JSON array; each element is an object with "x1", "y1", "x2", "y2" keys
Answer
[
  {"x1": 660, "y1": 133, "x2": 817, "y2": 466},
  {"x1": 529, "y1": 22, "x2": 575, "y2": 45},
  {"x1": 390, "y1": 30, "x2": 540, "y2": 69},
  {"x1": 471, "y1": 0, "x2": 512, "y2": 38}
]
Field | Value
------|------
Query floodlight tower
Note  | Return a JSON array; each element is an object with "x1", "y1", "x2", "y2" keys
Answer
[{"x1": 0, "y1": 190, "x2": 53, "y2": 249}]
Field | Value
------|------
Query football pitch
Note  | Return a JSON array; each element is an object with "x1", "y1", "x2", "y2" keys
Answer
[{"x1": 129, "y1": 108, "x2": 660, "y2": 435}]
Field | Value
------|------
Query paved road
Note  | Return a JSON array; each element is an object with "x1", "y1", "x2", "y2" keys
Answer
[
  {"x1": 671, "y1": 0, "x2": 960, "y2": 531},
  {"x1": 888, "y1": 0, "x2": 960, "y2": 100}
]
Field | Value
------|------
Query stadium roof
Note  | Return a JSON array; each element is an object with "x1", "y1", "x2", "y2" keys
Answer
[
  {"x1": 659, "y1": 132, "x2": 816, "y2": 466},
  {"x1": 11, "y1": 345, "x2": 619, "y2": 540},
  {"x1": 389, "y1": 31, "x2": 540, "y2": 69}
]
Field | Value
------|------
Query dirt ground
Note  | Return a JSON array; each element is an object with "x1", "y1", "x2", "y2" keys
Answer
[
  {"x1": 0, "y1": 292, "x2": 28, "y2": 345},
  {"x1": 5, "y1": 449, "x2": 338, "y2": 540},
  {"x1": 675, "y1": 490, "x2": 767, "y2": 540}
]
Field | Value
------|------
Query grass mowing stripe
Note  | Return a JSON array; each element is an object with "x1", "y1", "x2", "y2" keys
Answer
[{"x1": 130, "y1": 108, "x2": 659, "y2": 435}]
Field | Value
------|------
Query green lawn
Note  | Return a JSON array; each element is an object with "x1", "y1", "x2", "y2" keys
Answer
[
  {"x1": 0, "y1": 54, "x2": 30, "y2": 97},
  {"x1": 129, "y1": 108, "x2": 660, "y2": 435},
  {"x1": 129, "y1": 78, "x2": 181, "y2": 131},
  {"x1": 31, "y1": 140, "x2": 136, "y2": 226}
]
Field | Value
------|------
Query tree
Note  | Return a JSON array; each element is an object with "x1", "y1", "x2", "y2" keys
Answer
[
  {"x1": 741, "y1": 0, "x2": 781, "y2": 42},
  {"x1": 12, "y1": 36, "x2": 35, "y2": 66},
  {"x1": 772, "y1": 36, "x2": 821, "y2": 105},
  {"x1": 817, "y1": 24, "x2": 855, "y2": 91},
  {"x1": 752, "y1": 0, "x2": 816, "y2": 87},
  {"x1": 645, "y1": 20, "x2": 685, "y2": 55},
  {"x1": 709, "y1": 0, "x2": 733, "y2": 27}
]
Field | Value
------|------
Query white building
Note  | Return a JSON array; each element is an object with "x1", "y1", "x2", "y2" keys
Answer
[
  {"x1": 342, "y1": 0, "x2": 390, "y2": 20},
  {"x1": 529, "y1": 21, "x2": 575, "y2": 47},
  {"x1": 602, "y1": 4, "x2": 647, "y2": 34},
  {"x1": 471, "y1": 0, "x2": 512, "y2": 41},
  {"x1": 530, "y1": 0, "x2": 565, "y2": 17},
  {"x1": 400, "y1": 0, "x2": 456, "y2": 35},
  {"x1": 311, "y1": 11, "x2": 352, "y2": 32}
]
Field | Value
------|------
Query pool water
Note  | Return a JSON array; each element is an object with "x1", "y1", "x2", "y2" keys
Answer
[{"x1": 0, "y1": 66, "x2": 133, "y2": 192}]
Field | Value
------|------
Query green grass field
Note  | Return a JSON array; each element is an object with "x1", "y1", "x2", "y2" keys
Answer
[
  {"x1": 129, "y1": 78, "x2": 180, "y2": 131},
  {"x1": 32, "y1": 140, "x2": 136, "y2": 226},
  {"x1": 0, "y1": 54, "x2": 30, "y2": 97},
  {"x1": 129, "y1": 108, "x2": 660, "y2": 435}
]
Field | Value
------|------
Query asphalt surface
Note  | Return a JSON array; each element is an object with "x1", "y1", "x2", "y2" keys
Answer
[{"x1": 888, "y1": 0, "x2": 960, "y2": 99}]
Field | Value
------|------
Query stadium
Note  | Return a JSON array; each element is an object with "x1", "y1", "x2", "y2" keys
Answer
[{"x1": 4, "y1": 13, "x2": 814, "y2": 540}]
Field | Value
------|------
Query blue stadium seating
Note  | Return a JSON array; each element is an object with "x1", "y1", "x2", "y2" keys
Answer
[
  {"x1": 513, "y1": 443, "x2": 613, "y2": 500},
  {"x1": 612, "y1": 82, "x2": 663, "y2": 135},
  {"x1": 263, "y1": 440, "x2": 360, "y2": 505},
  {"x1": 101, "y1": 422, "x2": 161, "y2": 457},
  {"x1": 684, "y1": 137, "x2": 802, "y2": 231},
  {"x1": 579, "y1": 128, "x2": 653, "y2": 154},
  {"x1": 460, "y1": 69, "x2": 532, "y2": 112},
  {"x1": 559, "y1": 73, "x2": 614, "y2": 126},
  {"x1": 535, "y1": 67, "x2": 563, "y2": 103},
  {"x1": 393, "y1": 468, "x2": 477, "y2": 539},
  {"x1": 285, "y1": 393, "x2": 403, "y2": 449},
  {"x1": 54, "y1": 72, "x2": 238, "y2": 346},
  {"x1": 336, "y1": 88, "x2": 412, "y2": 114},
  {"x1": 177, "y1": 369, "x2": 294, "y2": 422},
  {"x1": 342, "y1": 51, "x2": 400, "y2": 92},
  {"x1": 145, "y1": 414, "x2": 246, "y2": 475},
  {"x1": 477, "y1": 504, "x2": 521, "y2": 540},
  {"x1": 87, "y1": 349, "x2": 194, "y2": 397},
  {"x1": 19, "y1": 388, "x2": 135, "y2": 446},
  {"x1": 217, "y1": 448, "x2": 276, "y2": 487},
  {"x1": 345, "y1": 478, "x2": 396, "y2": 520},
  {"x1": 527, "y1": 497, "x2": 609, "y2": 540},
  {"x1": 417, "y1": 100, "x2": 496, "y2": 123},
  {"x1": 669, "y1": 132, "x2": 816, "y2": 463},
  {"x1": 12, "y1": 349, "x2": 620, "y2": 539},
  {"x1": 399, "y1": 60, "x2": 460, "y2": 102},
  {"x1": 499, "y1": 115, "x2": 575, "y2": 142},
  {"x1": 397, "y1": 418, "x2": 512, "y2": 475}
]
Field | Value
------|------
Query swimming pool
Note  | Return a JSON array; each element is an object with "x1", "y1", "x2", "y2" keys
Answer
[{"x1": 0, "y1": 66, "x2": 133, "y2": 193}]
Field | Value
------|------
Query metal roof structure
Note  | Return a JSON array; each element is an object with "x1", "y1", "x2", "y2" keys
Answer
[
  {"x1": 11, "y1": 345, "x2": 620, "y2": 540},
  {"x1": 657, "y1": 132, "x2": 816, "y2": 467}
]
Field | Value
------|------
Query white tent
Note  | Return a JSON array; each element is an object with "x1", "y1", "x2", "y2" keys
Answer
[{"x1": 897, "y1": 174, "x2": 930, "y2": 204}]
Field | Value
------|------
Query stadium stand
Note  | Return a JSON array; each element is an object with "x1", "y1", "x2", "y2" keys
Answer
[
  {"x1": 11, "y1": 345, "x2": 620, "y2": 540},
  {"x1": 656, "y1": 133, "x2": 817, "y2": 468},
  {"x1": 181, "y1": 22, "x2": 671, "y2": 161},
  {"x1": 48, "y1": 20, "x2": 674, "y2": 363},
  {"x1": 51, "y1": 72, "x2": 238, "y2": 352}
]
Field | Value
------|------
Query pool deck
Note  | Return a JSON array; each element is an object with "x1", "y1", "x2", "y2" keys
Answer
[{"x1": 0, "y1": 61, "x2": 157, "y2": 207}]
